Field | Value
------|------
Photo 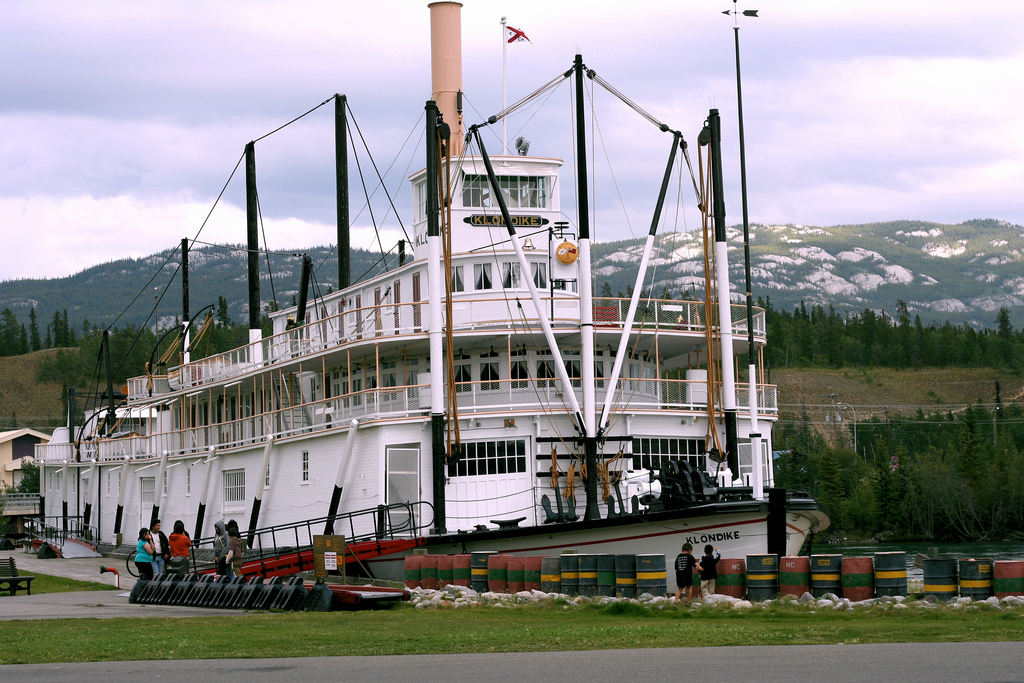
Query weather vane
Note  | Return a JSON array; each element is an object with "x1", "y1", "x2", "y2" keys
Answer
[{"x1": 723, "y1": 0, "x2": 758, "y2": 25}]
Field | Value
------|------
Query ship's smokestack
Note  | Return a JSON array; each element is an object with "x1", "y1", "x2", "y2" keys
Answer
[{"x1": 429, "y1": 1, "x2": 464, "y2": 156}]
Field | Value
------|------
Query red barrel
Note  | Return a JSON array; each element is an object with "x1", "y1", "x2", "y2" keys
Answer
[
  {"x1": 524, "y1": 556, "x2": 543, "y2": 591},
  {"x1": 716, "y1": 558, "x2": 745, "y2": 598},
  {"x1": 993, "y1": 560, "x2": 1024, "y2": 599},
  {"x1": 420, "y1": 555, "x2": 439, "y2": 590},
  {"x1": 404, "y1": 555, "x2": 423, "y2": 589},
  {"x1": 453, "y1": 554, "x2": 472, "y2": 587},
  {"x1": 487, "y1": 554, "x2": 510, "y2": 594},
  {"x1": 841, "y1": 556, "x2": 874, "y2": 601},
  {"x1": 780, "y1": 556, "x2": 810, "y2": 597},
  {"x1": 437, "y1": 555, "x2": 454, "y2": 588},
  {"x1": 507, "y1": 556, "x2": 526, "y2": 593}
]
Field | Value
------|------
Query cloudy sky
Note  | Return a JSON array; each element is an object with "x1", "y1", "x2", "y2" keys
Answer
[{"x1": 2, "y1": 0, "x2": 1022, "y2": 281}]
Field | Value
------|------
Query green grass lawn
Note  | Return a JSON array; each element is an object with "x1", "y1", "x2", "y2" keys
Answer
[
  {"x1": 3, "y1": 572, "x2": 114, "y2": 596},
  {"x1": 2, "y1": 600, "x2": 1023, "y2": 665}
]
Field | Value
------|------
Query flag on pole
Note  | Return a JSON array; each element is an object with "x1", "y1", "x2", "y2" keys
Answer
[{"x1": 505, "y1": 25, "x2": 531, "y2": 44}]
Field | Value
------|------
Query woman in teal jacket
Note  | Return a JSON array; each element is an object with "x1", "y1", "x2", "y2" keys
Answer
[{"x1": 135, "y1": 528, "x2": 155, "y2": 580}]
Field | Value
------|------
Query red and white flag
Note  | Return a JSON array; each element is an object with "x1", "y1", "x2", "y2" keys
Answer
[{"x1": 505, "y1": 25, "x2": 531, "y2": 44}]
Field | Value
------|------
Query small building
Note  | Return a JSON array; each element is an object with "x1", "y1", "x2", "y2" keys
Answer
[{"x1": 1, "y1": 429, "x2": 50, "y2": 489}]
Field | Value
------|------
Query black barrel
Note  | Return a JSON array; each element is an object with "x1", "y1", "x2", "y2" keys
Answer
[
  {"x1": 635, "y1": 554, "x2": 667, "y2": 597},
  {"x1": 577, "y1": 554, "x2": 598, "y2": 597},
  {"x1": 959, "y1": 559, "x2": 994, "y2": 600},
  {"x1": 597, "y1": 554, "x2": 616, "y2": 597},
  {"x1": 615, "y1": 554, "x2": 637, "y2": 598},
  {"x1": 471, "y1": 550, "x2": 496, "y2": 593},
  {"x1": 923, "y1": 558, "x2": 959, "y2": 601},
  {"x1": 874, "y1": 551, "x2": 908, "y2": 597},
  {"x1": 810, "y1": 554, "x2": 843, "y2": 598},
  {"x1": 745, "y1": 554, "x2": 779, "y2": 601},
  {"x1": 560, "y1": 554, "x2": 580, "y2": 596},
  {"x1": 540, "y1": 556, "x2": 562, "y2": 594}
]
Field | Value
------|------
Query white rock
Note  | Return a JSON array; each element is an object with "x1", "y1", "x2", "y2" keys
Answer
[{"x1": 732, "y1": 600, "x2": 753, "y2": 610}]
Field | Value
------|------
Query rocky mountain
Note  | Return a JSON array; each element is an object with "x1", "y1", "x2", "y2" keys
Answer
[{"x1": 1, "y1": 218, "x2": 1022, "y2": 332}]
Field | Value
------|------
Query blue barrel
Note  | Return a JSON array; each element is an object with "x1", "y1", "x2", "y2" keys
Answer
[
  {"x1": 471, "y1": 551, "x2": 496, "y2": 593},
  {"x1": 635, "y1": 554, "x2": 667, "y2": 597},
  {"x1": 540, "y1": 556, "x2": 561, "y2": 594},
  {"x1": 810, "y1": 554, "x2": 843, "y2": 598},
  {"x1": 923, "y1": 558, "x2": 958, "y2": 601},
  {"x1": 577, "y1": 554, "x2": 598, "y2": 597},
  {"x1": 615, "y1": 554, "x2": 637, "y2": 598},
  {"x1": 959, "y1": 559, "x2": 993, "y2": 600},
  {"x1": 746, "y1": 554, "x2": 779, "y2": 601}
]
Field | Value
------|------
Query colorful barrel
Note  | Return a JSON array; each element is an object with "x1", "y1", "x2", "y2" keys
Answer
[
  {"x1": 437, "y1": 555, "x2": 454, "y2": 588},
  {"x1": 507, "y1": 556, "x2": 526, "y2": 593},
  {"x1": 471, "y1": 551, "x2": 496, "y2": 593},
  {"x1": 453, "y1": 554, "x2": 472, "y2": 587},
  {"x1": 635, "y1": 554, "x2": 667, "y2": 597},
  {"x1": 780, "y1": 556, "x2": 810, "y2": 597},
  {"x1": 403, "y1": 555, "x2": 423, "y2": 589},
  {"x1": 959, "y1": 559, "x2": 993, "y2": 600},
  {"x1": 994, "y1": 560, "x2": 1024, "y2": 598},
  {"x1": 420, "y1": 555, "x2": 439, "y2": 590},
  {"x1": 841, "y1": 556, "x2": 874, "y2": 601},
  {"x1": 746, "y1": 554, "x2": 779, "y2": 601},
  {"x1": 874, "y1": 551, "x2": 908, "y2": 597},
  {"x1": 524, "y1": 556, "x2": 543, "y2": 591},
  {"x1": 560, "y1": 554, "x2": 579, "y2": 596},
  {"x1": 614, "y1": 554, "x2": 637, "y2": 598},
  {"x1": 716, "y1": 558, "x2": 745, "y2": 598},
  {"x1": 596, "y1": 554, "x2": 616, "y2": 597},
  {"x1": 577, "y1": 554, "x2": 598, "y2": 597},
  {"x1": 541, "y1": 556, "x2": 562, "y2": 594},
  {"x1": 923, "y1": 558, "x2": 958, "y2": 601},
  {"x1": 810, "y1": 554, "x2": 843, "y2": 598},
  {"x1": 487, "y1": 554, "x2": 510, "y2": 594}
]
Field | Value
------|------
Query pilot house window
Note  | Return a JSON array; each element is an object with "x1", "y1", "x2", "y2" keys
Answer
[{"x1": 462, "y1": 175, "x2": 548, "y2": 209}]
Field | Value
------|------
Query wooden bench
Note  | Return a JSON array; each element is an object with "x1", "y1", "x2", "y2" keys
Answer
[{"x1": 0, "y1": 557, "x2": 35, "y2": 596}]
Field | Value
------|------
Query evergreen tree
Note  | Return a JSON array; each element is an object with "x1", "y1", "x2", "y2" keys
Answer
[{"x1": 28, "y1": 307, "x2": 41, "y2": 352}]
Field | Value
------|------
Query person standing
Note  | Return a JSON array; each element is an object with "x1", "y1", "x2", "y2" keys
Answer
[
  {"x1": 698, "y1": 545, "x2": 721, "y2": 598},
  {"x1": 228, "y1": 526, "x2": 245, "y2": 578},
  {"x1": 167, "y1": 520, "x2": 192, "y2": 576},
  {"x1": 674, "y1": 542, "x2": 699, "y2": 604},
  {"x1": 135, "y1": 528, "x2": 155, "y2": 580},
  {"x1": 213, "y1": 520, "x2": 231, "y2": 577},
  {"x1": 150, "y1": 519, "x2": 169, "y2": 576}
]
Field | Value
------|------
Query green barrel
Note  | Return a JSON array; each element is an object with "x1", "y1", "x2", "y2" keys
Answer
[
  {"x1": 746, "y1": 554, "x2": 779, "y2": 601},
  {"x1": 471, "y1": 551, "x2": 496, "y2": 593},
  {"x1": 810, "y1": 554, "x2": 843, "y2": 598},
  {"x1": 524, "y1": 556, "x2": 543, "y2": 591},
  {"x1": 577, "y1": 554, "x2": 598, "y2": 597},
  {"x1": 487, "y1": 554, "x2": 510, "y2": 594},
  {"x1": 994, "y1": 560, "x2": 1024, "y2": 598},
  {"x1": 780, "y1": 556, "x2": 810, "y2": 597},
  {"x1": 541, "y1": 556, "x2": 562, "y2": 594},
  {"x1": 437, "y1": 555, "x2": 454, "y2": 588},
  {"x1": 560, "y1": 554, "x2": 580, "y2": 596},
  {"x1": 507, "y1": 555, "x2": 526, "y2": 593},
  {"x1": 615, "y1": 554, "x2": 637, "y2": 598},
  {"x1": 841, "y1": 556, "x2": 874, "y2": 601},
  {"x1": 716, "y1": 558, "x2": 745, "y2": 598},
  {"x1": 959, "y1": 559, "x2": 993, "y2": 600},
  {"x1": 635, "y1": 554, "x2": 667, "y2": 597},
  {"x1": 420, "y1": 555, "x2": 439, "y2": 590},
  {"x1": 874, "y1": 551, "x2": 908, "y2": 597},
  {"x1": 403, "y1": 555, "x2": 423, "y2": 589},
  {"x1": 923, "y1": 558, "x2": 959, "y2": 601},
  {"x1": 453, "y1": 554, "x2": 472, "y2": 587},
  {"x1": 597, "y1": 554, "x2": 616, "y2": 597}
]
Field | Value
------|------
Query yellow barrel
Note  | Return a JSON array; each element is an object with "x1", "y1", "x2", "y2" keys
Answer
[{"x1": 635, "y1": 554, "x2": 667, "y2": 597}]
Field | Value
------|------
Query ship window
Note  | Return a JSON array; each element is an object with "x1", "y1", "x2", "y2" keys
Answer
[
  {"x1": 536, "y1": 359, "x2": 555, "y2": 388},
  {"x1": 631, "y1": 437, "x2": 705, "y2": 473},
  {"x1": 462, "y1": 174, "x2": 548, "y2": 209},
  {"x1": 564, "y1": 359, "x2": 581, "y2": 388},
  {"x1": 414, "y1": 180, "x2": 427, "y2": 222},
  {"x1": 531, "y1": 262, "x2": 547, "y2": 289},
  {"x1": 140, "y1": 477, "x2": 155, "y2": 506},
  {"x1": 501, "y1": 262, "x2": 521, "y2": 289},
  {"x1": 480, "y1": 350, "x2": 499, "y2": 390},
  {"x1": 474, "y1": 263, "x2": 492, "y2": 290},
  {"x1": 510, "y1": 358, "x2": 529, "y2": 389},
  {"x1": 451, "y1": 265, "x2": 464, "y2": 292},
  {"x1": 448, "y1": 439, "x2": 527, "y2": 478},
  {"x1": 223, "y1": 469, "x2": 246, "y2": 504},
  {"x1": 186, "y1": 467, "x2": 191, "y2": 496},
  {"x1": 163, "y1": 471, "x2": 168, "y2": 495},
  {"x1": 302, "y1": 451, "x2": 309, "y2": 482},
  {"x1": 454, "y1": 352, "x2": 472, "y2": 393}
]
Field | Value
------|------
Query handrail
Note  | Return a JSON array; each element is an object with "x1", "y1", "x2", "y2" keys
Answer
[{"x1": 23, "y1": 516, "x2": 100, "y2": 546}]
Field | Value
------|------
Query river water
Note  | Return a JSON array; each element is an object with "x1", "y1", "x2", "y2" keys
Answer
[{"x1": 819, "y1": 540, "x2": 1024, "y2": 581}]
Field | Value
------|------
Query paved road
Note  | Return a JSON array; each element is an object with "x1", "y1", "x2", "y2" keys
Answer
[
  {"x1": 1, "y1": 643, "x2": 1023, "y2": 682},
  {"x1": 2, "y1": 548, "x2": 139, "y2": 591}
]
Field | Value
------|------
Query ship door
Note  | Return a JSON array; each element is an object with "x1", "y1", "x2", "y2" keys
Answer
[{"x1": 385, "y1": 446, "x2": 419, "y2": 536}]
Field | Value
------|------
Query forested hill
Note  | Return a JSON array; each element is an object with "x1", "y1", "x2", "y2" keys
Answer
[{"x1": 1, "y1": 217, "x2": 1023, "y2": 339}]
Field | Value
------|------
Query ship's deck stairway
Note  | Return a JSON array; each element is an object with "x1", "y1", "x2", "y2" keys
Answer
[{"x1": 187, "y1": 501, "x2": 433, "y2": 580}]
